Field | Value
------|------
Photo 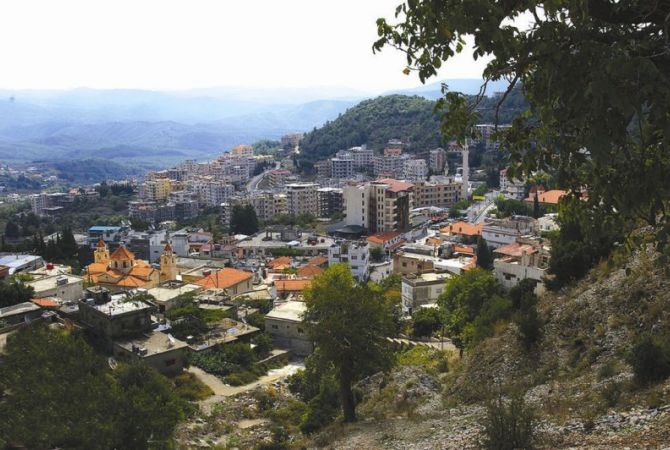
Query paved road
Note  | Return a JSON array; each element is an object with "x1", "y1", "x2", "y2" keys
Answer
[{"x1": 246, "y1": 161, "x2": 280, "y2": 193}]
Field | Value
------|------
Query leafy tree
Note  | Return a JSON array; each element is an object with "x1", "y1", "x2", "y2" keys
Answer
[
  {"x1": 532, "y1": 193, "x2": 541, "y2": 219},
  {"x1": 374, "y1": 0, "x2": 670, "y2": 245},
  {"x1": 509, "y1": 279, "x2": 542, "y2": 348},
  {"x1": 481, "y1": 391, "x2": 536, "y2": 450},
  {"x1": 370, "y1": 246, "x2": 384, "y2": 262},
  {"x1": 476, "y1": 236, "x2": 493, "y2": 270},
  {"x1": 0, "y1": 325, "x2": 187, "y2": 449},
  {"x1": 304, "y1": 264, "x2": 392, "y2": 422},
  {"x1": 0, "y1": 278, "x2": 35, "y2": 308},
  {"x1": 230, "y1": 204, "x2": 259, "y2": 235},
  {"x1": 438, "y1": 268, "x2": 510, "y2": 354},
  {"x1": 628, "y1": 333, "x2": 670, "y2": 385},
  {"x1": 411, "y1": 307, "x2": 444, "y2": 338},
  {"x1": 4, "y1": 220, "x2": 19, "y2": 239}
]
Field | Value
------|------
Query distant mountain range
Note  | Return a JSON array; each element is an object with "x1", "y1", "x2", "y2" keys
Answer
[{"x1": 0, "y1": 79, "x2": 513, "y2": 174}]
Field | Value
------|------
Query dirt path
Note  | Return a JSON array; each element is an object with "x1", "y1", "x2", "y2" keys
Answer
[{"x1": 190, "y1": 362, "x2": 305, "y2": 412}]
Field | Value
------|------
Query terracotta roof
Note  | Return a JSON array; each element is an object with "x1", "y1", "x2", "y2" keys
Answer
[
  {"x1": 116, "y1": 276, "x2": 147, "y2": 288},
  {"x1": 268, "y1": 256, "x2": 292, "y2": 270},
  {"x1": 32, "y1": 297, "x2": 60, "y2": 308},
  {"x1": 110, "y1": 246, "x2": 135, "y2": 261},
  {"x1": 493, "y1": 242, "x2": 538, "y2": 257},
  {"x1": 87, "y1": 262, "x2": 108, "y2": 274},
  {"x1": 96, "y1": 239, "x2": 106, "y2": 248},
  {"x1": 441, "y1": 221, "x2": 483, "y2": 237},
  {"x1": 426, "y1": 237, "x2": 442, "y2": 246},
  {"x1": 297, "y1": 265, "x2": 324, "y2": 278},
  {"x1": 128, "y1": 266, "x2": 155, "y2": 279},
  {"x1": 375, "y1": 178, "x2": 414, "y2": 193},
  {"x1": 453, "y1": 245, "x2": 475, "y2": 255},
  {"x1": 195, "y1": 268, "x2": 253, "y2": 290},
  {"x1": 275, "y1": 279, "x2": 311, "y2": 292},
  {"x1": 368, "y1": 231, "x2": 401, "y2": 245},
  {"x1": 307, "y1": 255, "x2": 328, "y2": 267},
  {"x1": 164, "y1": 243, "x2": 173, "y2": 252},
  {"x1": 525, "y1": 189, "x2": 566, "y2": 205}
]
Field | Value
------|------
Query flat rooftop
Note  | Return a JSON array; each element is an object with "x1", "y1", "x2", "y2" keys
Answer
[
  {"x1": 84, "y1": 295, "x2": 153, "y2": 317},
  {"x1": 115, "y1": 331, "x2": 188, "y2": 356},
  {"x1": 147, "y1": 283, "x2": 202, "y2": 304},
  {"x1": 266, "y1": 301, "x2": 306, "y2": 323},
  {"x1": 27, "y1": 274, "x2": 83, "y2": 292},
  {"x1": 0, "y1": 301, "x2": 41, "y2": 319}
]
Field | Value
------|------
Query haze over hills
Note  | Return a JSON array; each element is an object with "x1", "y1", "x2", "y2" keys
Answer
[{"x1": 0, "y1": 78, "x2": 510, "y2": 171}]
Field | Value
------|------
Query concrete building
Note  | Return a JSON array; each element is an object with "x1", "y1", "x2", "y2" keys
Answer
[
  {"x1": 27, "y1": 274, "x2": 84, "y2": 303},
  {"x1": 0, "y1": 255, "x2": 44, "y2": 275},
  {"x1": 114, "y1": 331, "x2": 189, "y2": 375},
  {"x1": 317, "y1": 187, "x2": 343, "y2": 218},
  {"x1": 285, "y1": 183, "x2": 318, "y2": 217},
  {"x1": 500, "y1": 168, "x2": 526, "y2": 200},
  {"x1": 343, "y1": 183, "x2": 370, "y2": 230},
  {"x1": 265, "y1": 301, "x2": 312, "y2": 356},
  {"x1": 429, "y1": 148, "x2": 447, "y2": 173},
  {"x1": 373, "y1": 154, "x2": 410, "y2": 178},
  {"x1": 403, "y1": 159, "x2": 428, "y2": 182},
  {"x1": 328, "y1": 240, "x2": 369, "y2": 281},
  {"x1": 493, "y1": 236, "x2": 550, "y2": 294},
  {"x1": 268, "y1": 169, "x2": 292, "y2": 189},
  {"x1": 343, "y1": 179, "x2": 414, "y2": 233},
  {"x1": 0, "y1": 302, "x2": 42, "y2": 325},
  {"x1": 482, "y1": 216, "x2": 537, "y2": 248},
  {"x1": 413, "y1": 176, "x2": 462, "y2": 209},
  {"x1": 401, "y1": 272, "x2": 451, "y2": 314},
  {"x1": 330, "y1": 157, "x2": 354, "y2": 179},
  {"x1": 141, "y1": 178, "x2": 173, "y2": 202},
  {"x1": 147, "y1": 283, "x2": 203, "y2": 312},
  {"x1": 206, "y1": 181, "x2": 234, "y2": 207}
]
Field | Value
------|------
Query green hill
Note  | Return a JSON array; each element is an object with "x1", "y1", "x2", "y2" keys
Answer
[{"x1": 297, "y1": 90, "x2": 528, "y2": 164}]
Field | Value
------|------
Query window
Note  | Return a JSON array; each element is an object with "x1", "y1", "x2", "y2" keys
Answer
[
  {"x1": 271, "y1": 324, "x2": 278, "y2": 329},
  {"x1": 165, "y1": 358, "x2": 177, "y2": 366}
]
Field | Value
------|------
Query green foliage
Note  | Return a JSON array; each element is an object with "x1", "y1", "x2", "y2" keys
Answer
[
  {"x1": 252, "y1": 333, "x2": 274, "y2": 359},
  {"x1": 374, "y1": 0, "x2": 670, "y2": 244},
  {"x1": 172, "y1": 371, "x2": 214, "y2": 401},
  {"x1": 473, "y1": 183, "x2": 488, "y2": 197},
  {"x1": 4, "y1": 220, "x2": 19, "y2": 238},
  {"x1": 438, "y1": 268, "x2": 511, "y2": 352},
  {"x1": 186, "y1": 342, "x2": 268, "y2": 385},
  {"x1": 370, "y1": 246, "x2": 384, "y2": 262},
  {"x1": 627, "y1": 333, "x2": 670, "y2": 385},
  {"x1": 509, "y1": 280, "x2": 542, "y2": 348},
  {"x1": 396, "y1": 346, "x2": 450, "y2": 374},
  {"x1": 230, "y1": 204, "x2": 259, "y2": 235},
  {"x1": 480, "y1": 392, "x2": 536, "y2": 450},
  {"x1": 53, "y1": 158, "x2": 142, "y2": 183},
  {"x1": 494, "y1": 197, "x2": 533, "y2": 218},
  {"x1": 252, "y1": 139, "x2": 282, "y2": 155},
  {"x1": 0, "y1": 325, "x2": 187, "y2": 449},
  {"x1": 304, "y1": 264, "x2": 393, "y2": 422},
  {"x1": 0, "y1": 278, "x2": 35, "y2": 308},
  {"x1": 166, "y1": 302, "x2": 229, "y2": 341},
  {"x1": 411, "y1": 307, "x2": 444, "y2": 338},
  {"x1": 547, "y1": 197, "x2": 625, "y2": 289},
  {"x1": 299, "y1": 375, "x2": 340, "y2": 434},
  {"x1": 475, "y1": 236, "x2": 493, "y2": 270}
]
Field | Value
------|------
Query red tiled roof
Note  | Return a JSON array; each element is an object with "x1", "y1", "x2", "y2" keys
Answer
[
  {"x1": 275, "y1": 279, "x2": 311, "y2": 292},
  {"x1": 525, "y1": 189, "x2": 566, "y2": 205},
  {"x1": 268, "y1": 256, "x2": 292, "y2": 270},
  {"x1": 453, "y1": 245, "x2": 475, "y2": 255},
  {"x1": 110, "y1": 246, "x2": 135, "y2": 261},
  {"x1": 368, "y1": 231, "x2": 401, "y2": 245},
  {"x1": 297, "y1": 265, "x2": 324, "y2": 278},
  {"x1": 307, "y1": 255, "x2": 328, "y2": 267},
  {"x1": 96, "y1": 239, "x2": 106, "y2": 248},
  {"x1": 32, "y1": 297, "x2": 60, "y2": 308},
  {"x1": 195, "y1": 268, "x2": 253, "y2": 290},
  {"x1": 493, "y1": 242, "x2": 537, "y2": 257},
  {"x1": 375, "y1": 178, "x2": 414, "y2": 193},
  {"x1": 441, "y1": 221, "x2": 483, "y2": 237}
]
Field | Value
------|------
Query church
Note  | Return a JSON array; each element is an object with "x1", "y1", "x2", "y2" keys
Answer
[{"x1": 86, "y1": 240, "x2": 177, "y2": 291}]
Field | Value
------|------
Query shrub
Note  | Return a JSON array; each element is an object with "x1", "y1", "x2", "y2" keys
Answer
[
  {"x1": 252, "y1": 333, "x2": 274, "y2": 359},
  {"x1": 627, "y1": 333, "x2": 670, "y2": 384},
  {"x1": 411, "y1": 307, "x2": 443, "y2": 338},
  {"x1": 480, "y1": 392, "x2": 536, "y2": 450},
  {"x1": 172, "y1": 372, "x2": 214, "y2": 401},
  {"x1": 299, "y1": 376, "x2": 340, "y2": 434}
]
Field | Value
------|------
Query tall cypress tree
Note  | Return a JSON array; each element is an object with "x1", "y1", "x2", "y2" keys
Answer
[{"x1": 476, "y1": 236, "x2": 493, "y2": 270}]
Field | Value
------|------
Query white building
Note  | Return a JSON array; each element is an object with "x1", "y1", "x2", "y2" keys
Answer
[
  {"x1": 286, "y1": 183, "x2": 319, "y2": 217},
  {"x1": 482, "y1": 216, "x2": 537, "y2": 248},
  {"x1": 265, "y1": 301, "x2": 312, "y2": 356},
  {"x1": 493, "y1": 236, "x2": 550, "y2": 294},
  {"x1": 328, "y1": 240, "x2": 369, "y2": 281},
  {"x1": 403, "y1": 159, "x2": 428, "y2": 182},
  {"x1": 330, "y1": 157, "x2": 354, "y2": 179},
  {"x1": 27, "y1": 274, "x2": 84, "y2": 303},
  {"x1": 500, "y1": 168, "x2": 526, "y2": 200},
  {"x1": 429, "y1": 148, "x2": 447, "y2": 173},
  {"x1": 401, "y1": 272, "x2": 451, "y2": 314}
]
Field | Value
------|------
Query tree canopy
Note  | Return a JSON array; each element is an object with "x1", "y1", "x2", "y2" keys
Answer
[
  {"x1": 374, "y1": 0, "x2": 670, "y2": 244},
  {"x1": 303, "y1": 264, "x2": 392, "y2": 422},
  {"x1": 230, "y1": 204, "x2": 259, "y2": 235}
]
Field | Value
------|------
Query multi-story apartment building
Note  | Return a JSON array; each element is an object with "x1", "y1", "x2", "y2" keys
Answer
[
  {"x1": 141, "y1": 178, "x2": 177, "y2": 203},
  {"x1": 499, "y1": 168, "x2": 526, "y2": 200},
  {"x1": 343, "y1": 179, "x2": 414, "y2": 233},
  {"x1": 317, "y1": 187, "x2": 343, "y2": 218},
  {"x1": 373, "y1": 154, "x2": 410, "y2": 178},
  {"x1": 286, "y1": 183, "x2": 318, "y2": 217},
  {"x1": 403, "y1": 159, "x2": 428, "y2": 182},
  {"x1": 330, "y1": 157, "x2": 354, "y2": 179},
  {"x1": 206, "y1": 181, "x2": 234, "y2": 207},
  {"x1": 429, "y1": 147, "x2": 447, "y2": 173},
  {"x1": 281, "y1": 133, "x2": 304, "y2": 149},
  {"x1": 327, "y1": 240, "x2": 369, "y2": 280},
  {"x1": 231, "y1": 144, "x2": 254, "y2": 157},
  {"x1": 413, "y1": 176, "x2": 462, "y2": 209},
  {"x1": 314, "y1": 160, "x2": 331, "y2": 178},
  {"x1": 482, "y1": 216, "x2": 537, "y2": 248},
  {"x1": 268, "y1": 169, "x2": 291, "y2": 189}
]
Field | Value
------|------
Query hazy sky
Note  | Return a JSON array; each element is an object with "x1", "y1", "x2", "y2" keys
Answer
[{"x1": 0, "y1": 0, "x2": 489, "y2": 91}]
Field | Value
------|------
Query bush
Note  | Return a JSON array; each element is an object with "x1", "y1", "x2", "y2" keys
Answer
[
  {"x1": 628, "y1": 334, "x2": 670, "y2": 384},
  {"x1": 172, "y1": 372, "x2": 214, "y2": 401},
  {"x1": 300, "y1": 375, "x2": 340, "y2": 434},
  {"x1": 480, "y1": 392, "x2": 536, "y2": 450},
  {"x1": 252, "y1": 333, "x2": 274, "y2": 359},
  {"x1": 411, "y1": 307, "x2": 443, "y2": 338}
]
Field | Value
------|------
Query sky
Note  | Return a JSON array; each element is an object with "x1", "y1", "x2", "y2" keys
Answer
[{"x1": 0, "y1": 0, "x2": 489, "y2": 92}]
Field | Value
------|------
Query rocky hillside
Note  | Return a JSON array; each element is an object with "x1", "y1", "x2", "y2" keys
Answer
[{"x1": 324, "y1": 244, "x2": 670, "y2": 449}]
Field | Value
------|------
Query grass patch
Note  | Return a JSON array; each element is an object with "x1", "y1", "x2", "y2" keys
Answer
[
  {"x1": 172, "y1": 371, "x2": 214, "y2": 401},
  {"x1": 396, "y1": 346, "x2": 451, "y2": 375}
]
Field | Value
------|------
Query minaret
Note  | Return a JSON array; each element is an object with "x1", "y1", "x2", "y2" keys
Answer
[
  {"x1": 461, "y1": 139, "x2": 469, "y2": 201},
  {"x1": 94, "y1": 239, "x2": 110, "y2": 265},
  {"x1": 159, "y1": 243, "x2": 178, "y2": 282}
]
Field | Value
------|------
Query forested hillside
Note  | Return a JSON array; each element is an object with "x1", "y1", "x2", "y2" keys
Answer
[{"x1": 298, "y1": 88, "x2": 528, "y2": 163}]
